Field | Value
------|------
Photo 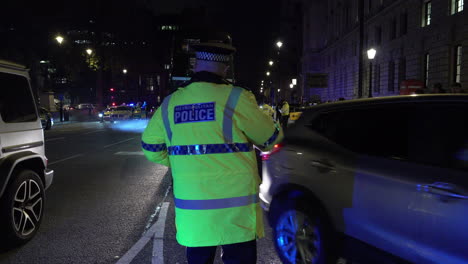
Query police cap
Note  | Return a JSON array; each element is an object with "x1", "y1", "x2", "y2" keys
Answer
[{"x1": 192, "y1": 32, "x2": 236, "y2": 63}]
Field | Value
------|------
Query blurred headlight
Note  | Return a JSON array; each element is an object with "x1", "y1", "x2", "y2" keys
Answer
[{"x1": 98, "y1": 113, "x2": 103, "y2": 117}]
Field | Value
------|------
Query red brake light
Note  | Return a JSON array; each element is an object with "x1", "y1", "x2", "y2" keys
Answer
[{"x1": 261, "y1": 143, "x2": 284, "y2": 161}]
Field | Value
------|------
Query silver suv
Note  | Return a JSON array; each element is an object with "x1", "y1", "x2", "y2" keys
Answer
[
  {"x1": 0, "y1": 60, "x2": 54, "y2": 248},
  {"x1": 260, "y1": 95, "x2": 468, "y2": 264}
]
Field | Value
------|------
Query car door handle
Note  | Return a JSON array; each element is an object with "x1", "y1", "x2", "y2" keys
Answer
[
  {"x1": 310, "y1": 160, "x2": 336, "y2": 172},
  {"x1": 418, "y1": 183, "x2": 468, "y2": 199}
]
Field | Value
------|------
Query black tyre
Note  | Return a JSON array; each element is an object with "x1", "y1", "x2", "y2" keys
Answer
[
  {"x1": 270, "y1": 198, "x2": 333, "y2": 264},
  {"x1": 0, "y1": 169, "x2": 45, "y2": 248}
]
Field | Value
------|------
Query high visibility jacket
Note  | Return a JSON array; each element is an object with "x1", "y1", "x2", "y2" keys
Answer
[
  {"x1": 141, "y1": 73, "x2": 283, "y2": 247},
  {"x1": 280, "y1": 102, "x2": 290, "y2": 116},
  {"x1": 260, "y1": 104, "x2": 275, "y2": 119}
]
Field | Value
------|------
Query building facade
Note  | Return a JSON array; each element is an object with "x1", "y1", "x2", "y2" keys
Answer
[{"x1": 302, "y1": 0, "x2": 467, "y2": 102}]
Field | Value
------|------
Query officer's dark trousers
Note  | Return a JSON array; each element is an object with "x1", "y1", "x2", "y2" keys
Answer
[{"x1": 186, "y1": 240, "x2": 257, "y2": 264}]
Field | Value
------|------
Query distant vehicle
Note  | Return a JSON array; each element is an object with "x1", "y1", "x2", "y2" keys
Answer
[
  {"x1": 38, "y1": 107, "x2": 53, "y2": 130},
  {"x1": 77, "y1": 103, "x2": 94, "y2": 110},
  {"x1": 0, "y1": 60, "x2": 54, "y2": 248},
  {"x1": 100, "y1": 106, "x2": 133, "y2": 122},
  {"x1": 99, "y1": 106, "x2": 115, "y2": 122},
  {"x1": 132, "y1": 107, "x2": 146, "y2": 119},
  {"x1": 260, "y1": 95, "x2": 468, "y2": 264}
]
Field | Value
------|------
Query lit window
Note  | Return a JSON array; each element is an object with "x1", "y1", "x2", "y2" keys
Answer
[
  {"x1": 451, "y1": 0, "x2": 464, "y2": 14},
  {"x1": 424, "y1": 53, "x2": 430, "y2": 87},
  {"x1": 422, "y1": 1, "x2": 432, "y2": 27},
  {"x1": 454, "y1": 46, "x2": 462, "y2": 83}
]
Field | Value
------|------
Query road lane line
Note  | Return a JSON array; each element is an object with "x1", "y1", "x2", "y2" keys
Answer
[
  {"x1": 116, "y1": 202, "x2": 170, "y2": 264},
  {"x1": 45, "y1": 137, "x2": 65, "y2": 142},
  {"x1": 82, "y1": 130, "x2": 104, "y2": 135},
  {"x1": 114, "y1": 151, "x2": 145, "y2": 156},
  {"x1": 48, "y1": 154, "x2": 83, "y2": 166},
  {"x1": 103, "y1": 138, "x2": 135, "y2": 149},
  {"x1": 152, "y1": 202, "x2": 169, "y2": 264}
]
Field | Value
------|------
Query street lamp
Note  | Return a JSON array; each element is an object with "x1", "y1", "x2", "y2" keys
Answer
[
  {"x1": 86, "y1": 48, "x2": 93, "y2": 55},
  {"x1": 292, "y1": 78, "x2": 297, "y2": 85},
  {"x1": 266, "y1": 71, "x2": 270, "y2": 76},
  {"x1": 55, "y1": 35, "x2": 64, "y2": 44},
  {"x1": 290, "y1": 84, "x2": 294, "y2": 89},
  {"x1": 123, "y1": 69, "x2": 128, "y2": 74},
  {"x1": 269, "y1": 60, "x2": 274, "y2": 66},
  {"x1": 276, "y1": 41, "x2": 283, "y2": 49},
  {"x1": 367, "y1": 48, "x2": 377, "y2": 98}
]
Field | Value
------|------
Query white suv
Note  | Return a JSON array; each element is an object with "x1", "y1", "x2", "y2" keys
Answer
[{"x1": 0, "y1": 60, "x2": 54, "y2": 248}]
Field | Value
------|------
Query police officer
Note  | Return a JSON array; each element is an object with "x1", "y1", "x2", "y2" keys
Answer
[
  {"x1": 279, "y1": 99, "x2": 290, "y2": 130},
  {"x1": 141, "y1": 33, "x2": 283, "y2": 264}
]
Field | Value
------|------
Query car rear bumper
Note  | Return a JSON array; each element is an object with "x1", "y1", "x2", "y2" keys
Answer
[
  {"x1": 259, "y1": 192, "x2": 271, "y2": 211},
  {"x1": 44, "y1": 168, "x2": 54, "y2": 190}
]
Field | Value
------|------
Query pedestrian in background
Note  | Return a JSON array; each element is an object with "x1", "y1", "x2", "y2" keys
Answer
[
  {"x1": 279, "y1": 99, "x2": 290, "y2": 131},
  {"x1": 141, "y1": 33, "x2": 283, "y2": 264}
]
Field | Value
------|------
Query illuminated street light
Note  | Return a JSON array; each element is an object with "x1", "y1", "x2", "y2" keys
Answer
[
  {"x1": 292, "y1": 78, "x2": 297, "y2": 85},
  {"x1": 367, "y1": 48, "x2": 377, "y2": 60},
  {"x1": 367, "y1": 48, "x2": 377, "y2": 98},
  {"x1": 276, "y1": 41, "x2": 283, "y2": 49},
  {"x1": 86, "y1": 48, "x2": 93, "y2": 55},
  {"x1": 277, "y1": 89, "x2": 280, "y2": 92},
  {"x1": 269, "y1": 60, "x2": 274, "y2": 66},
  {"x1": 55, "y1": 35, "x2": 64, "y2": 44},
  {"x1": 123, "y1": 69, "x2": 128, "y2": 74},
  {"x1": 290, "y1": 84, "x2": 294, "y2": 89},
  {"x1": 266, "y1": 71, "x2": 270, "y2": 76}
]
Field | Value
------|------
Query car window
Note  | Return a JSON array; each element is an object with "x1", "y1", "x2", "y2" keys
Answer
[
  {"x1": 409, "y1": 103, "x2": 468, "y2": 171},
  {"x1": 309, "y1": 105, "x2": 410, "y2": 160},
  {"x1": 116, "y1": 106, "x2": 131, "y2": 111},
  {"x1": 0, "y1": 72, "x2": 37, "y2": 123}
]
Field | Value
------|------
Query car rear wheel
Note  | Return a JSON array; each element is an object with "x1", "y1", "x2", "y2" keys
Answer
[
  {"x1": 271, "y1": 198, "x2": 333, "y2": 264},
  {"x1": 0, "y1": 169, "x2": 44, "y2": 248}
]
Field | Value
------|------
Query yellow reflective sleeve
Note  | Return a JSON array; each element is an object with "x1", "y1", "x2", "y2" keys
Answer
[
  {"x1": 141, "y1": 107, "x2": 171, "y2": 167},
  {"x1": 236, "y1": 90, "x2": 284, "y2": 151}
]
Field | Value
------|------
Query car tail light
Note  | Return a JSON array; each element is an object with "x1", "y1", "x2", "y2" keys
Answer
[{"x1": 261, "y1": 143, "x2": 284, "y2": 161}]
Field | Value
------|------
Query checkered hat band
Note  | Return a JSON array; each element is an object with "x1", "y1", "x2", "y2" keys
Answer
[{"x1": 195, "y1": 51, "x2": 231, "y2": 63}]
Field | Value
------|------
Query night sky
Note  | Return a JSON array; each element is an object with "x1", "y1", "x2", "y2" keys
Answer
[{"x1": 2, "y1": 0, "x2": 283, "y2": 89}]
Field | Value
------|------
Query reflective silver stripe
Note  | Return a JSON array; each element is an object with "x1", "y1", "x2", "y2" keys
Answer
[
  {"x1": 174, "y1": 194, "x2": 258, "y2": 210},
  {"x1": 262, "y1": 127, "x2": 280, "y2": 148},
  {"x1": 141, "y1": 141, "x2": 167, "y2": 152},
  {"x1": 223, "y1": 87, "x2": 243, "y2": 143},
  {"x1": 168, "y1": 143, "x2": 251, "y2": 155},
  {"x1": 161, "y1": 95, "x2": 173, "y2": 142}
]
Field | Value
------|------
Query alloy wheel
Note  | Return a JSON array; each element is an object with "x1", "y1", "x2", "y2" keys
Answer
[
  {"x1": 12, "y1": 179, "x2": 43, "y2": 237},
  {"x1": 276, "y1": 210, "x2": 322, "y2": 264}
]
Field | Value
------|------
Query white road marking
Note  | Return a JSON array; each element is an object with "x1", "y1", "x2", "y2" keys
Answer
[
  {"x1": 45, "y1": 137, "x2": 65, "y2": 142},
  {"x1": 103, "y1": 138, "x2": 135, "y2": 149},
  {"x1": 114, "y1": 151, "x2": 145, "y2": 156},
  {"x1": 82, "y1": 130, "x2": 104, "y2": 135},
  {"x1": 116, "y1": 202, "x2": 170, "y2": 264},
  {"x1": 152, "y1": 202, "x2": 169, "y2": 264},
  {"x1": 48, "y1": 154, "x2": 83, "y2": 165}
]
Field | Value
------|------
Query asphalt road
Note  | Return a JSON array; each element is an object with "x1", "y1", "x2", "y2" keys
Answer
[{"x1": 0, "y1": 120, "x2": 282, "y2": 264}]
